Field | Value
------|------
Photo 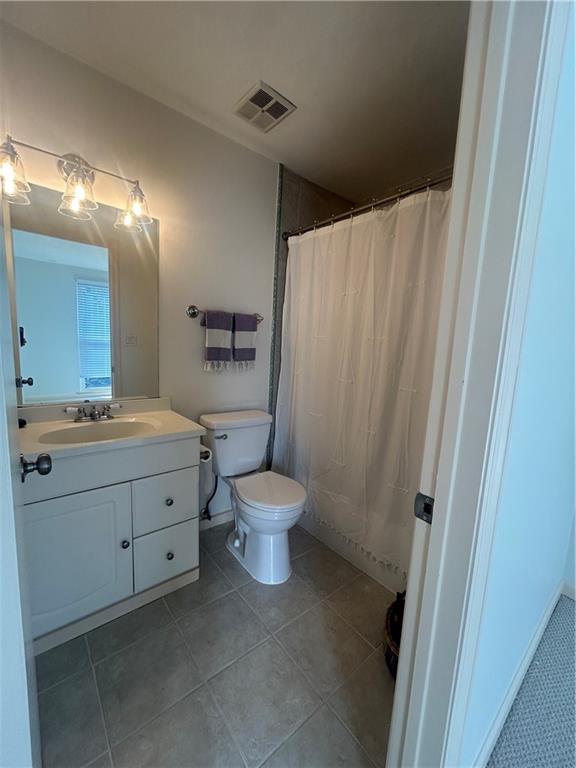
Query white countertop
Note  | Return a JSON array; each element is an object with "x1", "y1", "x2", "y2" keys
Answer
[{"x1": 19, "y1": 410, "x2": 205, "y2": 459}]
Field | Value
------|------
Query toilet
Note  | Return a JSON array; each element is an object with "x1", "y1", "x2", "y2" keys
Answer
[{"x1": 199, "y1": 410, "x2": 306, "y2": 584}]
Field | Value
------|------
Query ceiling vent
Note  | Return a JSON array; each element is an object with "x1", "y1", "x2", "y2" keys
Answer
[{"x1": 234, "y1": 81, "x2": 296, "y2": 133}]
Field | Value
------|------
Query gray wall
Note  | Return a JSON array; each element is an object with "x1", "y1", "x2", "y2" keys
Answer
[{"x1": 267, "y1": 167, "x2": 352, "y2": 463}]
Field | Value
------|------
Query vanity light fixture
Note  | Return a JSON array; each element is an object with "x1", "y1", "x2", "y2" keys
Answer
[
  {"x1": 126, "y1": 181, "x2": 152, "y2": 225},
  {"x1": 0, "y1": 135, "x2": 153, "y2": 231},
  {"x1": 114, "y1": 208, "x2": 142, "y2": 233},
  {"x1": 0, "y1": 136, "x2": 31, "y2": 205},
  {"x1": 57, "y1": 154, "x2": 98, "y2": 220}
]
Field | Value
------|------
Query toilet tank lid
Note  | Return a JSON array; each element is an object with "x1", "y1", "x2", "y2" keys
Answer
[{"x1": 199, "y1": 410, "x2": 272, "y2": 430}]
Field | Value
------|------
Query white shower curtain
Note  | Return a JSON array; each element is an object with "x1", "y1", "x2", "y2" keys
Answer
[{"x1": 273, "y1": 189, "x2": 451, "y2": 579}]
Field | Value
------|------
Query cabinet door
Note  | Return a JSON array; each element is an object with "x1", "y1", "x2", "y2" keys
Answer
[{"x1": 23, "y1": 484, "x2": 133, "y2": 638}]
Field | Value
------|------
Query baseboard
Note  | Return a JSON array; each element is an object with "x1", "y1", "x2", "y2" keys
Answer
[
  {"x1": 472, "y1": 582, "x2": 563, "y2": 767},
  {"x1": 298, "y1": 512, "x2": 405, "y2": 595},
  {"x1": 199, "y1": 508, "x2": 234, "y2": 531},
  {"x1": 561, "y1": 582, "x2": 576, "y2": 600}
]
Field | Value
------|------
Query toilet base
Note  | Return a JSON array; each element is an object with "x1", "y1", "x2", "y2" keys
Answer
[{"x1": 226, "y1": 529, "x2": 292, "y2": 585}]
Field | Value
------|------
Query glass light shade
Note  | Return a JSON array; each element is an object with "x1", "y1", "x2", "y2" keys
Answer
[
  {"x1": 0, "y1": 137, "x2": 31, "y2": 203},
  {"x1": 58, "y1": 197, "x2": 93, "y2": 221},
  {"x1": 3, "y1": 188, "x2": 31, "y2": 205},
  {"x1": 126, "y1": 182, "x2": 152, "y2": 224},
  {"x1": 62, "y1": 167, "x2": 98, "y2": 211},
  {"x1": 114, "y1": 209, "x2": 142, "y2": 232}
]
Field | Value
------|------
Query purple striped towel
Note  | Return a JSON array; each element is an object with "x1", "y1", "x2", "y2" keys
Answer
[
  {"x1": 203, "y1": 310, "x2": 233, "y2": 371},
  {"x1": 233, "y1": 313, "x2": 258, "y2": 370}
]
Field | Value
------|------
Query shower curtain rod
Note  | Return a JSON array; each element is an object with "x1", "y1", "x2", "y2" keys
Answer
[{"x1": 282, "y1": 170, "x2": 452, "y2": 241}]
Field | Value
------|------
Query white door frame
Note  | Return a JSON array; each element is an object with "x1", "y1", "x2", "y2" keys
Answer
[
  {"x1": 0, "y1": 201, "x2": 40, "y2": 765},
  {"x1": 389, "y1": 1, "x2": 571, "y2": 766}
]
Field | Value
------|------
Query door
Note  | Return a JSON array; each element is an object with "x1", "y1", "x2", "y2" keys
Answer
[
  {"x1": 23, "y1": 484, "x2": 133, "y2": 637},
  {"x1": 0, "y1": 202, "x2": 39, "y2": 764},
  {"x1": 387, "y1": 2, "x2": 571, "y2": 766}
]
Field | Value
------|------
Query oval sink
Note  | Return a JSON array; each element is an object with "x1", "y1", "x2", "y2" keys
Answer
[{"x1": 38, "y1": 419, "x2": 157, "y2": 445}]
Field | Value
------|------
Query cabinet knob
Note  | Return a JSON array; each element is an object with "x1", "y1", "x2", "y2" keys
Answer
[
  {"x1": 166, "y1": 551, "x2": 175, "y2": 561},
  {"x1": 121, "y1": 540, "x2": 130, "y2": 549},
  {"x1": 165, "y1": 497, "x2": 174, "y2": 507}
]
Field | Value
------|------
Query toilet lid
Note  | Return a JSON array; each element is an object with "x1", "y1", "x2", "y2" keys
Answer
[{"x1": 235, "y1": 471, "x2": 306, "y2": 512}]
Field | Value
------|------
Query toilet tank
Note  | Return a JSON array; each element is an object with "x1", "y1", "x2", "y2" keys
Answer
[{"x1": 199, "y1": 410, "x2": 272, "y2": 477}]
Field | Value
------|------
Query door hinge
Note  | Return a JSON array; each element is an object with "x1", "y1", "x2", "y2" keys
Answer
[{"x1": 415, "y1": 492, "x2": 434, "y2": 525}]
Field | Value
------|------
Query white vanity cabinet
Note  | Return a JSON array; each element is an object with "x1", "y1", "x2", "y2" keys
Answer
[
  {"x1": 23, "y1": 460, "x2": 201, "y2": 639},
  {"x1": 23, "y1": 484, "x2": 133, "y2": 638},
  {"x1": 18, "y1": 403, "x2": 205, "y2": 643}
]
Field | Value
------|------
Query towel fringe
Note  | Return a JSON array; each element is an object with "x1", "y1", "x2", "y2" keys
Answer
[{"x1": 203, "y1": 360, "x2": 255, "y2": 372}]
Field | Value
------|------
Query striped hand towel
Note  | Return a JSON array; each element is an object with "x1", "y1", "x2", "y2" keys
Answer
[
  {"x1": 203, "y1": 310, "x2": 233, "y2": 371},
  {"x1": 233, "y1": 313, "x2": 257, "y2": 370}
]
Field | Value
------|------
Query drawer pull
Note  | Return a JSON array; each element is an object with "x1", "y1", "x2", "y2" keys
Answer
[
  {"x1": 121, "y1": 540, "x2": 131, "y2": 549},
  {"x1": 166, "y1": 551, "x2": 175, "y2": 561},
  {"x1": 165, "y1": 497, "x2": 174, "y2": 507}
]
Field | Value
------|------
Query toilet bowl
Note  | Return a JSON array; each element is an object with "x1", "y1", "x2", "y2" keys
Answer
[
  {"x1": 226, "y1": 471, "x2": 306, "y2": 584},
  {"x1": 199, "y1": 410, "x2": 307, "y2": 585}
]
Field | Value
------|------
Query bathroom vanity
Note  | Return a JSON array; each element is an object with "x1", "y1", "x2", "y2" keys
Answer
[{"x1": 18, "y1": 398, "x2": 205, "y2": 648}]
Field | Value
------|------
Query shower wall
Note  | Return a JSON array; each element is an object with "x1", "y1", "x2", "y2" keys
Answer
[{"x1": 267, "y1": 167, "x2": 352, "y2": 462}]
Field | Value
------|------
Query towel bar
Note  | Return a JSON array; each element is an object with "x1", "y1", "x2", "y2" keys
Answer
[{"x1": 186, "y1": 305, "x2": 263, "y2": 324}]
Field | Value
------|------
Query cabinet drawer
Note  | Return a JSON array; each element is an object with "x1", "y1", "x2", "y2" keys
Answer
[
  {"x1": 132, "y1": 467, "x2": 199, "y2": 537},
  {"x1": 133, "y1": 518, "x2": 199, "y2": 593}
]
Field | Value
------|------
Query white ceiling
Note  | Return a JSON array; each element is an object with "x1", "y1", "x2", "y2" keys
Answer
[{"x1": 1, "y1": 1, "x2": 469, "y2": 202}]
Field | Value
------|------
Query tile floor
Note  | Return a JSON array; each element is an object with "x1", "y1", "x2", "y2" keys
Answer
[{"x1": 35, "y1": 522, "x2": 397, "y2": 768}]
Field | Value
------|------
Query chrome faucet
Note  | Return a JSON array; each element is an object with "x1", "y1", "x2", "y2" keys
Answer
[{"x1": 66, "y1": 404, "x2": 120, "y2": 422}]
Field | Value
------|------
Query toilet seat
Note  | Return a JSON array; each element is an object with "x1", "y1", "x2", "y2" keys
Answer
[{"x1": 234, "y1": 471, "x2": 306, "y2": 514}]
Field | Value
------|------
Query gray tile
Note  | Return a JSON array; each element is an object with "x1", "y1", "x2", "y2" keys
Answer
[
  {"x1": 240, "y1": 573, "x2": 319, "y2": 632},
  {"x1": 263, "y1": 706, "x2": 373, "y2": 768},
  {"x1": 164, "y1": 556, "x2": 233, "y2": 618},
  {"x1": 277, "y1": 604, "x2": 373, "y2": 696},
  {"x1": 199, "y1": 520, "x2": 234, "y2": 554},
  {"x1": 211, "y1": 545, "x2": 254, "y2": 587},
  {"x1": 112, "y1": 686, "x2": 244, "y2": 768},
  {"x1": 178, "y1": 592, "x2": 269, "y2": 679},
  {"x1": 329, "y1": 652, "x2": 395, "y2": 767},
  {"x1": 86, "y1": 752, "x2": 113, "y2": 768},
  {"x1": 210, "y1": 637, "x2": 319, "y2": 768},
  {"x1": 39, "y1": 669, "x2": 107, "y2": 768},
  {"x1": 327, "y1": 575, "x2": 396, "y2": 648},
  {"x1": 289, "y1": 525, "x2": 320, "y2": 558},
  {"x1": 35, "y1": 635, "x2": 89, "y2": 692},
  {"x1": 87, "y1": 599, "x2": 172, "y2": 663},
  {"x1": 292, "y1": 546, "x2": 360, "y2": 598},
  {"x1": 95, "y1": 624, "x2": 201, "y2": 745}
]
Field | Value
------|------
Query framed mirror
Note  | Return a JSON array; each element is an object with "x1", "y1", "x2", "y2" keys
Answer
[{"x1": 4, "y1": 184, "x2": 159, "y2": 405}]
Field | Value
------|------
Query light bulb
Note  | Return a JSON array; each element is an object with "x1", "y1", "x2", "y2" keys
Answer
[
  {"x1": 71, "y1": 198, "x2": 81, "y2": 213},
  {"x1": 0, "y1": 137, "x2": 30, "y2": 204},
  {"x1": 1, "y1": 160, "x2": 16, "y2": 194},
  {"x1": 73, "y1": 182, "x2": 86, "y2": 201},
  {"x1": 131, "y1": 199, "x2": 142, "y2": 216}
]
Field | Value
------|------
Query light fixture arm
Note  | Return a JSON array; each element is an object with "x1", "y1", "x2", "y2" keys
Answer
[{"x1": 9, "y1": 136, "x2": 138, "y2": 186}]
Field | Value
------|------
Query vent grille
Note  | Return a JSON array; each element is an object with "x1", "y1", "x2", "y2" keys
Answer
[{"x1": 234, "y1": 81, "x2": 296, "y2": 133}]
